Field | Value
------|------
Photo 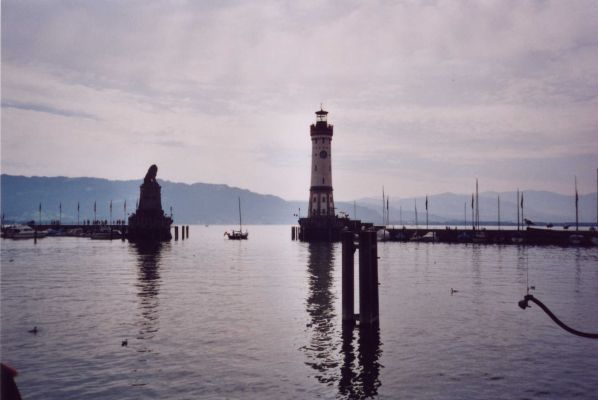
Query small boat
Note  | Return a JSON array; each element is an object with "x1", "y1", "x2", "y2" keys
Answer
[
  {"x1": 225, "y1": 197, "x2": 248, "y2": 240},
  {"x1": 46, "y1": 228, "x2": 67, "y2": 237},
  {"x1": 91, "y1": 226, "x2": 120, "y2": 240},
  {"x1": 1, "y1": 225, "x2": 46, "y2": 239},
  {"x1": 377, "y1": 228, "x2": 390, "y2": 242},
  {"x1": 65, "y1": 228, "x2": 85, "y2": 237},
  {"x1": 225, "y1": 230, "x2": 248, "y2": 240},
  {"x1": 411, "y1": 231, "x2": 436, "y2": 242}
]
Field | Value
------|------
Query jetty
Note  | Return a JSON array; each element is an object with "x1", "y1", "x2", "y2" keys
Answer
[{"x1": 377, "y1": 226, "x2": 597, "y2": 246}]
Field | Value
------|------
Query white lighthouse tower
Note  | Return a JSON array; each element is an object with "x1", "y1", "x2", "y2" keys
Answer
[{"x1": 308, "y1": 107, "x2": 335, "y2": 218}]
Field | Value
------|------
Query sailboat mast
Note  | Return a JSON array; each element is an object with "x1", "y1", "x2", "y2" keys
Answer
[
  {"x1": 516, "y1": 188, "x2": 520, "y2": 231},
  {"x1": 387, "y1": 196, "x2": 390, "y2": 226},
  {"x1": 415, "y1": 200, "x2": 418, "y2": 231},
  {"x1": 382, "y1": 186, "x2": 385, "y2": 226},
  {"x1": 475, "y1": 178, "x2": 480, "y2": 230},
  {"x1": 425, "y1": 195, "x2": 429, "y2": 230},
  {"x1": 575, "y1": 176, "x2": 579, "y2": 231},
  {"x1": 498, "y1": 195, "x2": 501, "y2": 231},
  {"x1": 471, "y1": 193, "x2": 474, "y2": 231},
  {"x1": 238, "y1": 197, "x2": 242, "y2": 231}
]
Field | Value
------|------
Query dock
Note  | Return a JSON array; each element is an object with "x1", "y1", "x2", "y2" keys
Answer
[{"x1": 378, "y1": 226, "x2": 598, "y2": 246}]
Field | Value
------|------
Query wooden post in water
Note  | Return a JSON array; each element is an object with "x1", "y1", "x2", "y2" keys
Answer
[
  {"x1": 182, "y1": 225, "x2": 185, "y2": 240},
  {"x1": 359, "y1": 230, "x2": 379, "y2": 325},
  {"x1": 342, "y1": 231, "x2": 356, "y2": 325},
  {"x1": 174, "y1": 226, "x2": 179, "y2": 241},
  {"x1": 186, "y1": 226, "x2": 189, "y2": 238}
]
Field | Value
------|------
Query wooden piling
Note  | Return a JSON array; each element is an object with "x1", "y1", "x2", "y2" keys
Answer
[
  {"x1": 342, "y1": 231, "x2": 356, "y2": 325},
  {"x1": 186, "y1": 225, "x2": 189, "y2": 238},
  {"x1": 359, "y1": 230, "x2": 379, "y2": 325},
  {"x1": 174, "y1": 226, "x2": 179, "y2": 241},
  {"x1": 371, "y1": 230, "x2": 379, "y2": 320}
]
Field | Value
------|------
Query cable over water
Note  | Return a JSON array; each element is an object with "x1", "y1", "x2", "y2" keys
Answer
[{"x1": 518, "y1": 294, "x2": 598, "y2": 339}]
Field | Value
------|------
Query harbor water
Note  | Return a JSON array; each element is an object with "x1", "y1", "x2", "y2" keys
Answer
[{"x1": 2, "y1": 225, "x2": 598, "y2": 399}]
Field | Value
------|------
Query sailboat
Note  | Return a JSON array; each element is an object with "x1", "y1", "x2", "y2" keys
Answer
[{"x1": 225, "y1": 197, "x2": 248, "y2": 240}]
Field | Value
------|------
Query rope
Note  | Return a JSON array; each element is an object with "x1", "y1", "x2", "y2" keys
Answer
[{"x1": 519, "y1": 294, "x2": 598, "y2": 339}]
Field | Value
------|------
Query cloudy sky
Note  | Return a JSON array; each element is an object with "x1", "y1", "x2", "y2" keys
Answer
[{"x1": 2, "y1": 0, "x2": 597, "y2": 200}]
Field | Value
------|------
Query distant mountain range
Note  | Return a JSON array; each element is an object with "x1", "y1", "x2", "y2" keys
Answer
[{"x1": 1, "y1": 174, "x2": 596, "y2": 225}]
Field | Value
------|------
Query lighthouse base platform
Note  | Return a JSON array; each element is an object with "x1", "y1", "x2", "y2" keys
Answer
[{"x1": 298, "y1": 216, "x2": 372, "y2": 242}]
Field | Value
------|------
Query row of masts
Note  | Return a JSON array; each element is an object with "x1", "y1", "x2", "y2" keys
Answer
[
  {"x1": 379, "y1": 171, "x2": 596, "y2": 230},
  {"x1": 1, "y1": 199, "x2": 176, "y2": 226}
]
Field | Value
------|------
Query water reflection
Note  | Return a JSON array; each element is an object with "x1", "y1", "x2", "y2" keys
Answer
[
  {"x1": 131, "y1": 242, "x2": 168, "y2": 345},
  {"x1": 302, "y1": 242, "x2": 382, "y2": 398},
  {"x1": 339, "y1": 324, "x2": 382, "y2": 399},
  {"x1": 303, "y1": 243, "x2": 338, "y2": 385}
]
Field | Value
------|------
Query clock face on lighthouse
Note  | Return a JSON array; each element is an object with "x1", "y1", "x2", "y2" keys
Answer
[{"x1": 319, "y1": 150, "x2": 328, "y2": 159}]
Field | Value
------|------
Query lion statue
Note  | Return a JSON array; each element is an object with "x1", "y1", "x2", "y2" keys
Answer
[{"x1": 144, "y1": 164, "x2": 158, "y2": 184}]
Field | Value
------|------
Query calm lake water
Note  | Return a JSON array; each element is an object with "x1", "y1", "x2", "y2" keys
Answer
[{"x1": 2, "y1": 225, "x2": 598, "y2": 399}]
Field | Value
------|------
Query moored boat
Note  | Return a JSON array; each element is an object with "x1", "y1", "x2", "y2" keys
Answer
[
  {"x1": 225, "y1": 197, "x2": 248, "y2": 240},
  {"x1": 91, "y1": 226, "x2": 121, "y2": 240},
  {"x1": 1, "y1": 225, "x2": 46, "y2": 239},
  {"x1": 225, "y1": 230, "x2": 248, "y2": 240},
  {"x1": 411, "y1": 231, "x2": 436, "y2": 242}
]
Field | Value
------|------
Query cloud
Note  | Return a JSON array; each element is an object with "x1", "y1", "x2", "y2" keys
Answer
[
  {"x1": 2, "y1": 0, "x2": 598, "y2": 199},
  {"x1": 1, "y1": 99, "x2": 97, "y2": 119}
]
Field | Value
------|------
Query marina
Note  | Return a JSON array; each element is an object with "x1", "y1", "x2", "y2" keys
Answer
[{"x1": 376, "y1": 226, "x2": 598, "y2": 246}]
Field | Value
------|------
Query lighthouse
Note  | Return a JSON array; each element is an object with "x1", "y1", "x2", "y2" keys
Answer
[
  {"x1": 298, "y1": 107, "x2": 351, "y2": 242},
  {"x1": 308, "y1": 107, "x2": 335, "y2": 217},
  {"x1": 296, "y1": 107, "x2": 372, "y2": 242}
]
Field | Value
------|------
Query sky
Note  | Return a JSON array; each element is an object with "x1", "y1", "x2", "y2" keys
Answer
[{"x1": 2, "y1": 0, "x2": 597, "y2": 201}]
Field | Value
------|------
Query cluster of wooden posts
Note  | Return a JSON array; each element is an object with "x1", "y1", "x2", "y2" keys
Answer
[
  {"x1": 174, "y1": 225, "x2": 190, "y2": 240},
  {"x1": 342, "y1": 230, "x2": 379, "y2": 326},
  {"x1": 291, "y1": 226, "x2": 300, "y2": 240}
]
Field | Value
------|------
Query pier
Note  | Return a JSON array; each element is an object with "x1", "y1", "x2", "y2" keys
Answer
[
  {"x1": 378, "y1": 226, "x2": 597, "y2": 246},
  {"x1": 1, "y1": 223, "x2": 190, "y2": 241}
]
